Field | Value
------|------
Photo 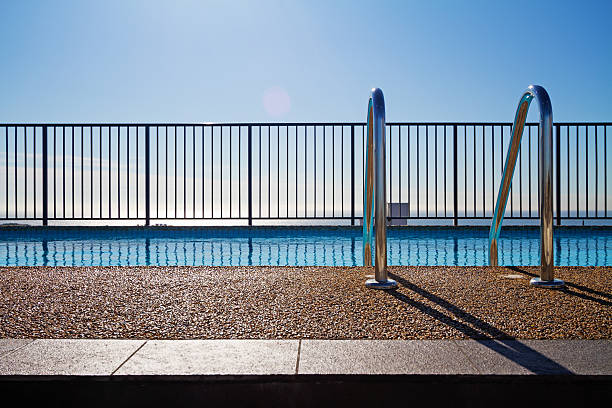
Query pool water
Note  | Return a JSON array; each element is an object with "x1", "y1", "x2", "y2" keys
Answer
[
  {"x1": 0, "y1": 227, "x2": 612, "y2": 266},
  {"x1": 0, "y1": 226, "x2": 611, "y2": 267}
]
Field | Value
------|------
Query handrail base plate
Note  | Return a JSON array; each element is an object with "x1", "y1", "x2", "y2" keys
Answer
[
  {"x1": 529, "y1": 277, "x2": 565, "y2": 289},
  {"x1": 365, "y1": 278, "x2": 398, "y2": 290}
]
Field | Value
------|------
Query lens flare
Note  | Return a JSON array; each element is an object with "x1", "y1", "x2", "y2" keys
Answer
[{"x1": 263, "y1": 86, "x2": 291, "y2": 117}]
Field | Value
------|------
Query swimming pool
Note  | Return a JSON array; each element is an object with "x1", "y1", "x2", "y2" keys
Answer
[{"x1": 1, "y1": 226, "x2": 611, "y2": 267}]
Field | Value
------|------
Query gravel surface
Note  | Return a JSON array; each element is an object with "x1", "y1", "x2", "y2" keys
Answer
[{"x1": 0, "y1": 266, "x2": 610, "y2": 339}]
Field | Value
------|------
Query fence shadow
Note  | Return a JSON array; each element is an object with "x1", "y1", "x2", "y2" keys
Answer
[{"x1": 387, "y1": 272, "x2": 573, "y2": 374}]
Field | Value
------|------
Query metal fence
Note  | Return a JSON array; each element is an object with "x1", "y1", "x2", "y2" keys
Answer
[{"x1": 0, "y1": 122, "x2": 610, "y2": 225}]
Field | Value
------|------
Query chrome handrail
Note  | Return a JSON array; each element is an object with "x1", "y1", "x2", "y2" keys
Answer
[
  {"x1": 364, "y1": 88, "x2": 397, "y2": 289},
  {"x1": 489, "y1": 85, "x2": 564, "y2": 288}
]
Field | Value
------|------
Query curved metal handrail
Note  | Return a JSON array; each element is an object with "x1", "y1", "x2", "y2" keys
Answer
[
  {"x1": 363, "y1": 88, "x2": 396, "y2": 289},
  {"x1": 489, "y1": 85, "x2": 564, "y2": 288}
]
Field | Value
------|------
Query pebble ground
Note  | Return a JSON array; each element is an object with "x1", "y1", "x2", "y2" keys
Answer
[{"x1": 0, "y1": 266, "x2": 610, "y2": 339}]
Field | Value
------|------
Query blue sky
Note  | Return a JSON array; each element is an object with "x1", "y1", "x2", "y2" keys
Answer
[{"x1": 1, "y1": 0, "x2": 611, "y2": 123}]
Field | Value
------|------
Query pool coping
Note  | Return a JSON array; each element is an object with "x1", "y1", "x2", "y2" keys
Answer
[{"x1": 1, "y1": 339, "x2": 610, "y2": 376}]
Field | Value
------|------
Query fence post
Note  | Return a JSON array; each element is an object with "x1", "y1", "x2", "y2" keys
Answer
[
  {"x1": 248, "y1": 125, "x2": 252, "y2": 226},
  {"x1": 351, "y1": 125, "x2": 355, "y2": 226},
  {"x1": 453, "y1": 125, "x2": 458, "y2": 226},
  {"x1": 145, "y1": 126, "x2": 150, "y2": 226},
  {"x1": 42, "y1": 126, "x2": 48, "y2": 226},
  {"x1": 556, "y1": 124, "x2": 561, "y2": 226}
]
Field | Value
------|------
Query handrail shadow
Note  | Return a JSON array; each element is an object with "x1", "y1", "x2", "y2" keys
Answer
[
  {"x1": 507, "y1": 266, "x2": 612, "y2": 306},
  {"x1": 388, "y1": 272, "x2": 573, "y2": 375}
]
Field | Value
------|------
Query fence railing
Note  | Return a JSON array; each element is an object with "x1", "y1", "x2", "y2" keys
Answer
[{"x1": 0, "y1": 122, "x2": 610, "y2": 225}]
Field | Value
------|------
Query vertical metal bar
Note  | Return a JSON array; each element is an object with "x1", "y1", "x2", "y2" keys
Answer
[
  {"x1": 277, "y1": 127, "x2": 279, "y2": 217},
  {"x1": 229, "y1": 126, "x2": 232, "y2": 218},
  {"x1": 595, "y1": 126, "x2": 598, "y2": 217},
  {"x1": 426, "y1": 126, "x2": 429, "y2": 216},
  {"x1": 62, "y1": 127, "x2": 65, "y2": 218},
  {"x1": 529, "y1": 126, "x2": 532, "y2": 217},
  {"x1": 491, "y1": 125, "x2": 494, "y2": 215},
  {"x1": 81, "y1": 127, "x2": 83, "y2": 218},
  {"x1": 135, "y1": 127, "x2": 138, "y2": 219},
  {"x1": 247, "y1": 126, "x2": 252, "y2": 225},
  {"x1": 258, "y1": 127, "x2": 261, "y2": 218},
  {"x1": 464, "y1": 126, "x2": 468, "y2": 217},
  {"x1": 202, "y1": 126, "x2": 204, "y2": 218},
  {"x1": 453, "y1": 125, "x2": 458, "y2": 226},
  {"x1": 296, "y1": 126, "x2": 298, "y2": 218},
  {"x1": 267, "y1": 126, "x2": 270, "y2": 218},
  {"x1": 556, "y1": 124, "x2": 561, "y2": 225},
  {"x1": 4, "y1": 127, "x2": 7, "y2": 219},
  {"x1": 156, "y1": 127, "x2": 159, "y2": 219},
  {"x1": 145, "y1": 126, "x2": 150, "y2": 226},
  {"x1": 176, "y1": 126, "x2": 178, "y2": 218},
  {"x1": 314, "y1": 126, "x2": 317, "y2": 217},
  {"x1": 606, "y1": 126, "x2": 608, "y2": 217},
  {"x1": 108, "y1": 127, "x2": 111, "y2": 218},
  {"x1": 305, "y1": 126, "x2": 307, "y2": 217},
  {"x1": 239, "y1": 127, "x2": 242, "y2": 218},
  {"x1": 350, "y1": 125, "x2": 355, "y2": 225},
  {"x1": 507, "y1": 125, "x2": 513, "y2": 217},
  {"x1": 332, "y1": 126, "x2": 335, "y2": 217},
  {"x1": 25, "y1": 127, "x2": 27, "y2": 218},
  {"x1": 417, "y1": 126, "x2": 420, "y2": 217},
  {"x1": 408, "y1": 126, "x2": 411, "y2": 217},
  {"x1": 286, "y1": 126, "x2": 289, "y2": 218},
  {"x1": 482, "y1": 126, "x2": 485, "y2": 217},
  {"x1": 473, "y1": 125, "x2": 476, "y2": 217},
  {"x1": 341, "y1": 126, "x2": 344, "y2": 217},
  {"x1": 390, "y1": 125, "x2": 393, "y2": 215},
  {"x1": 116, "y1": 127, "x2": 120, "y2": 218},
  {"x1": 500, "y1": 125, "x2": 504, "y2": 212},
  {"x1": 184, "y1": 126, "x2": 187, "y2": 218},
  {"x1": 399, "y1": 126, "x2": 402, "y2": 218},
  {"x1": 34, "y1": 127, "x2": 37, "y2": 218},
  {"x1": 219, "y1": 126, "x2": 222, "y2": 218},
  {"x1": 54, "y1": 127, "x2": 57, "y2": 218},
  {"x1": 445, "y1": 126, "x2": 447, "y2": 217},
  {"x1": 127, "y1": 127, "x2": 130, "y2": 218},
  {"x1": 42, "y1": 126, "x2": 48, "y2": 225},
  {"x1": 323, "y1": 126, "x2": 326, "y2": 217},
  {"x1": 576, "y1": 125, "x2": 579, "y2": 217},
  {"x1": 91, "y1": 127, "x2": 93, "y2": 219},
  {"x1": 23, "y1": 126, "x2": 28, "y2": 218},
  {"x1": 437, "y1": 126, "x2": 440, "y2": 217},
  {"x1": 193, "y1": 126, "x2": 196, "y2": 218},
  {"x1": 519, "y1": 124, "x2": 522, "y2": 217},
  {"x1": 586, "y1": 126, "x2": 589, "y2": 218}
]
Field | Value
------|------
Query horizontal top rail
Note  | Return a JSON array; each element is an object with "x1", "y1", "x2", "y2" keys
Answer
[{"x1": 0, "y1": 122, "x2": 610, "y2": 127}]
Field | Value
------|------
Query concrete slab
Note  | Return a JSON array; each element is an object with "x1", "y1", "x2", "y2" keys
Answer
[
  {"x1": 114, "y1": 340, "x2": 299, "y2": 375},
  {"x1": 298, "y1": 340, "x2": 478, "y2": 374},
  {"x1": 454, "y1": 340, "x2": 588, "y2": 375},
  {"x1": 0, "y1": 339, "x2": 145, "y2": 375},
  {"x1": 521, "y1": 340, "x2": 612, "y2": 375},
  {"x1": 0, "y1": 339, "x2": 609, "y2": 377},
  {"x1": 0, "y1": 339, "x2": 34, "y2": 357}
]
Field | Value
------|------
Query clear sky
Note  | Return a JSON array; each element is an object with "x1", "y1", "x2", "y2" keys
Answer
[{"x1": 1, "y1": 0, "x2": 611, "y2": 124}]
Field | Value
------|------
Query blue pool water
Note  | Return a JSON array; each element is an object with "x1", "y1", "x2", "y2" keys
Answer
[{"x1": 1, "y1": 226, "x2": 611, "y2": 267}]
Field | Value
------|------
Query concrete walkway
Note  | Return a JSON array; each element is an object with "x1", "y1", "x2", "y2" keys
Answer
[{"x1": 1, "y1": 339, "x2": 610, "y2": 376}]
